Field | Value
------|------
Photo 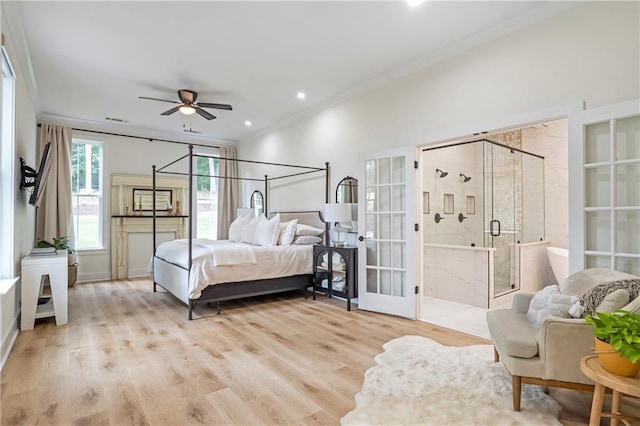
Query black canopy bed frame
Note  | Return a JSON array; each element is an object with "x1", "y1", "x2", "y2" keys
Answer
[{"x1": 151, "y1": 144, "x2": 330, "y2": 319}]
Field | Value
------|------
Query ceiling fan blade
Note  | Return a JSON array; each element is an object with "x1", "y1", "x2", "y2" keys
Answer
[
  {"x1": 161, "y1": 106, "x2": 181, "y2": 116},
  {"x1": 197, "y1": 102, "x2": 233, "y2": 111},
  {"x1": 139, "y1": 96, "x2": 179, "y2": 104},
  {"x1": 195, "y1": 107, "x2": 216, "y2": 120}
]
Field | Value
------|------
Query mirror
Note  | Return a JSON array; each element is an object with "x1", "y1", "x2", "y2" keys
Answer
[
  {"x1": 132, "y1": 188, "x2": 172, "y2": 212},
  {"x1": 250, "y1": 190, "x2": 264, "y2": 216},
  {"x1": 336, "y1": 176, "x2": 358, "y2": 203}
]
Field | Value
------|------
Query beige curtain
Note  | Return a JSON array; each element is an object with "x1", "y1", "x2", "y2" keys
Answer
[
  {"x1": 216, "y1": 146, "x2": 238, "y2": 240},
  {"x1": 35, "y1": 124, "x2": 74, "y2": 246}
]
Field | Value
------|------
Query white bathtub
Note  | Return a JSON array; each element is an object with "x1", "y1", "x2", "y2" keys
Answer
[{"x1": 547, "y1": 247, "x2": 569, "y2": 283}]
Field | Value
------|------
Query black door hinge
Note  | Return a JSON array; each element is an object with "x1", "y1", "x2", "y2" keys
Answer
[
  {"x1": 414, "y1": 286, "x2": 419, "y2": 294},
  {"x1": 415, "y1": 223, "x2": 419, "y2": 232},
  {"x1": 414, "y1": 160, "x2": 419, "y2": 169}
]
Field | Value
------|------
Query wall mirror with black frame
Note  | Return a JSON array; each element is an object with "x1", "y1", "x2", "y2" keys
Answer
[
  {"x1": 336, "y1": 176, "x2": 357, "y2": 203},
  {"x1": 250, "y1": 190, "x2": 264, "y2": 216}
]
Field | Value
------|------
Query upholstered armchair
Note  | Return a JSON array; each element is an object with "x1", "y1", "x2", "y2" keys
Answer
[{"x1": 486, "y1": 268, "x2": 640, "y2": 411}]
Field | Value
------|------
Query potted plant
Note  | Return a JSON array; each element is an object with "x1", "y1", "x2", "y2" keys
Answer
[
  {"x1": 37, "y1": 236, "x2": 78, "y2": 287},
  {"x1": 585, "y1": 310, "x2": 640, "y2": 377}
]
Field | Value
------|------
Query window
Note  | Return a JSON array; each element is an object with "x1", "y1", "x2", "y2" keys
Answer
[
  {"x1": 71, "y1": 138, "x2": 103, "y2": 249},
  {"x1": 195, "y1": 155, "x2": 219, "y2": 239},
  {"x1": 1, "y1": 48, "x2": 16, "y2": 277}
]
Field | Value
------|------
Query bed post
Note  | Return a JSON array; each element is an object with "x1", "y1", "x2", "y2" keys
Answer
[
  {"x1": 187, "y1": 144, "x2": 193, "y2": 298},
  {"x1": 152, "y1": 164, "x2": 157, "y2": 292},
  {"x1": 325, "y1": 161, "x2": 330, "y2": 246},
  {"x1": 264, "y1": 174, "x2": 268, "y2": 217}
]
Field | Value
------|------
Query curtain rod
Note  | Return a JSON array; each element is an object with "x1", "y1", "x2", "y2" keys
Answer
[{"x1": 36, "y1": 123, "x2": 221, "y2": 149}]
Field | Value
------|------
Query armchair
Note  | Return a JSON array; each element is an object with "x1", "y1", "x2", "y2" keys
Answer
[
  {"x1": 487, "y1": 268, "x2": 640, "y2": 411},
  {"x1": 487, "y1": 292, "x2": 595, "y2": 411}
]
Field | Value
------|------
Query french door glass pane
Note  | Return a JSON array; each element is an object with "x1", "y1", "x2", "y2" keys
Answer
[
  {"x1": 616, "y1": 115, "x2": 640, "y2": 161},
  {"x1": 585, "y1": 121, "x2": 611, "y2": 163},
  {"x1": 616, "y1": 257, "x2": 640, "y2": 276},
  {"x1": 379, "y1": 214, "x2": 391, "y2": 239},
  {"x1": 393, "y1": 214, "x2": 405, "y2": 240},
  {"x1": 379, "y1": 158, "x2": 391, "y2": 184},
  {"x1": 392, "y1": 156, "x2": 405, "y2": 183},
  {"x1": 380, "y1": 242, "x2": 392, "y2": 267},
  {"x1": 393, "y1": 271, "x2": 405, "y2": 297},
  {"x1": 616, "y1": 163, "x2": 640, "y2": 206},
  {"x1": 392, "y1": 185, "x2": 405, "y2": 211},
  {"x1": 365, "y1": 160, "x2": 376, "y2": 185},
  {"x1": 616, "y1": 210, "x2": 640, "y2": 254},
  {"x1": 366, "y1": 241, "x2": 377, "y2": 266},
  {"x1": 380, "y1": 269, "x2": 391, "y2": 295},
  {"x1": 365, "y1": 214, "x2": 377, "y2": 239},
  {"x1": 367, "y1": 268, "x2": 377, "y2": 292},
  {"x1": 379, "y1": 186, "x2": 391, "y2": 211},
  {"x1": 586, "y1": 255, "x2": 611, "y2": 269},
  {"x1": 585, "y1": 211, "x2": 611, "y2": 252},
  {"x1": 585, "y1": 166, "x2": 611, "y2": 207},
  {"x1": 365, "y1": 187, "x2": 376, "y2": 212}
]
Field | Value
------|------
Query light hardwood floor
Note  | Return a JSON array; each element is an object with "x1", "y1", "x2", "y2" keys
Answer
[{"x1": 0, "y1": 278, "x2": 623, "y2": 425}]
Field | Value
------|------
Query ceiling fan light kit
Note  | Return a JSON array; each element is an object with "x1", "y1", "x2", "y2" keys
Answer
[{"x1": 138, "y1": 89, "x2": 233, "y2": 121}]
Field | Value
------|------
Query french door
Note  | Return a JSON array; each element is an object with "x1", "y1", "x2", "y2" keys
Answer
[
  {"x1": 357, "y1": 147, "x2": 417, "y2": 318},
  {"x1": 569, "y1": 99, "x2": 640, "y2": 275}
]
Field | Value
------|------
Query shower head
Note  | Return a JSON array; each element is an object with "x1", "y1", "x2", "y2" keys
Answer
[
  {"x1": 460, "y1": 173, "x2": 471, "y2": 182},
  {"x1": 436, "y1": 168, "x2": 448, "y2": 178}
]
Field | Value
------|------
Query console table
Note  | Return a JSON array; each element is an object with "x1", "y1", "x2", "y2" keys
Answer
[
  {"x1": 21, "y1": 250, "x2": 68, "y2": 330},
  {"x1": 312, "y1": 245, "x2": 358, "y2": 311}
]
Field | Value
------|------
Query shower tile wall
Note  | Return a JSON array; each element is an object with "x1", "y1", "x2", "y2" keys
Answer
[
  {"x1": 423, "y1": 143, "x2": 483, "y2": 247},
  {"x1": 522, "y1": 120, "x2": 569, "y2": 249}
]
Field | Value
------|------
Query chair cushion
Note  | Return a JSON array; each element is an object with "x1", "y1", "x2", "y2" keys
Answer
[
  {"x1": 487, "y1": 309, "x2": 538, "y2": 359},
  {"x1": 560, "y1": 268, "x2": 639, "y2": 297}
]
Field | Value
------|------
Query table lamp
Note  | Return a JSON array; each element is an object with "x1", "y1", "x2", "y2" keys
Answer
[{"x1": 324, "y1": 203, "x2": 352, "y2": 247}]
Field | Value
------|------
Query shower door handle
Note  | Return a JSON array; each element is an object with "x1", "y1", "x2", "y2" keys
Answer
[{"x1": 490, "y1": 220, "x2": 501, "y2": 237}]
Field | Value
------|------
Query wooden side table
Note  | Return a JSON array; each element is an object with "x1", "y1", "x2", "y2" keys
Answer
[{"x1": 580, "y1": 355, "x2": 640, "y2": 426}]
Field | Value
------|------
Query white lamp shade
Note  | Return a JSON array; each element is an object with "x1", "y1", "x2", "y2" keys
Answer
[{"x1": 324, "y1": 203, "x2": 352, "y2": 223}]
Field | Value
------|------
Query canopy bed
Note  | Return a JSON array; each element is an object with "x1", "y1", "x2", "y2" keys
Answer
[{"x1": 150, "y1": 145, "x2": 329, "y2": 319}]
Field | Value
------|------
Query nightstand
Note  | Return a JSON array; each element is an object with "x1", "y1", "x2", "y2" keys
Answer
[
  {"x1": 312, "y1": 244, "x2": 358, "y2": 311},
  {"x1": 21, "y1": 250, "x2": 68, "y2": 330}
]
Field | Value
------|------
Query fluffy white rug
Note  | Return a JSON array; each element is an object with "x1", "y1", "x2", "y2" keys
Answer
[{"x1": 341, "y1": 336, "x2": 561, "y2": 426}]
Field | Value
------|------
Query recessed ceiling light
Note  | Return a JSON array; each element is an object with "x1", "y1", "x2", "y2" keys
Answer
[
  {"x1": 407, "y1": 0, "x2": 424, "y2": 6},
  {"x1": 297, "y1": 91, "x2": 306, "y2": 100},
  {"x1": 244, "y1": 120, "x2": 252, "y2": 127}
]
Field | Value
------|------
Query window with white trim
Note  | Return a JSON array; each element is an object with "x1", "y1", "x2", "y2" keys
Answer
[
  {"x1": 195, "y1": 155, "x2": 219, "y2": 239},
  {"x1": 1, "y1": 48, "x2": 16, "y2": 277},
  {"x1": 71, "y1": 138, "x2": 103, "y2": 249}
]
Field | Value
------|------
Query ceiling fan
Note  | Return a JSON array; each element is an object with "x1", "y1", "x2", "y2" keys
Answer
[{"x1": 138, "y1": 89, "x2": 232, "y2": 120}]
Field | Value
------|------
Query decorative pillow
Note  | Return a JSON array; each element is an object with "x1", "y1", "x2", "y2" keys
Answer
[
  {"x1": 560, "y1": 268, "x2": 639, "y2": 297},
  {"x1": 228, "y1": 214, "x2": 252, "y2": 242},
  {"x1": 525, "y1": 285, "x2": 560, "y2": 325},
  {"x1": 595, "y1": 289, "x2": 630, "y2": 313},
  {"x1": 241, "y1": 216, "x2": 262, "y2": 245},
  {"x1": 293, "y1": 235, "x2": 322, "y2": 245},
  {"x1": 295, "y1": 224, "x2": 324, "y2": 237},
  {"x1": 621, "y1": 295, "x2": 640, "y2": 314},
  {"x1": 277, "y1": 219, "x2": 298, "y2": 246},
  {"x1": 254, "y1": 214, "x2": 280, "y2": 247}
]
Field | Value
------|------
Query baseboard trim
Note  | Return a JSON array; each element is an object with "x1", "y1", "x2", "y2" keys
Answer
[
  {"x1": 77, "y1": 272, "x2": 111, "y2": 283},
  {"x1": 1, "y1": 316, "x2": 19, "y2": 372}
]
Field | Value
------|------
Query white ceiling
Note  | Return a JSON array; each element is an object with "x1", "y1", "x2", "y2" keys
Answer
[{"x1": 9, "y1": 1, "x2": 573, "y2": 145}]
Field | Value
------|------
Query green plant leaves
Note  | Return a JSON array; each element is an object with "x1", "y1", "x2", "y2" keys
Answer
[{"x1": 586, "y1": 310, "x2": 640, "y2": 364}]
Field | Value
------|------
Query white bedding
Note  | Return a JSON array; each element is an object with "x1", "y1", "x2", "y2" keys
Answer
[{"x1": 152, "y1": 239, "x2": 313, "y2": 299}]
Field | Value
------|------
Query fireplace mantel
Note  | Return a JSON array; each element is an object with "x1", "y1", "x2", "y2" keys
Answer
[{"x1": 110, "y1": 174, "x2": 188, "y2": 280}]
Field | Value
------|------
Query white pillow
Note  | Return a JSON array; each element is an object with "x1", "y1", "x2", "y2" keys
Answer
[
  {"x1": 525, "y1": 285, "x2": 560, "y2": 325},
  {"x1": 228, "y1": 214, "x2": 252, "y2": 242},
  {"x1": 255, "y1": 214, "x2": 280, "y2": 247},
  {"x1": 278, "y1": 219, "x2": 298, "y2": 246},
  {"x1": 293, "y1": 235, "x2": 322, "y2": 245},
  {"x1": 295, "y1": 224, "x2": 324, "y2": 237},
  {"x1": 241, "y1": 216, "x2": 262, "y2": 245}
]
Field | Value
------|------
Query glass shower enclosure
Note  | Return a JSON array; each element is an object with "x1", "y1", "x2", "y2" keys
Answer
[{"x1": 422, "y1": 139, "x2": 545, "y2": 299}]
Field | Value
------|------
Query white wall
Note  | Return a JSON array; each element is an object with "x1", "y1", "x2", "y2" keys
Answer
[
  {"x1": 1, "y1": 4, "x2": 38, "y2": 369},
  {"x1": 238, "y1": 2, "x2": 639, "y2": 214}
]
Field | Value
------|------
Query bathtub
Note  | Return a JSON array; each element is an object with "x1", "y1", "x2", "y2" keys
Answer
[{"x1": 547, "y1": 246, "x2": 569, "y2": 283}]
